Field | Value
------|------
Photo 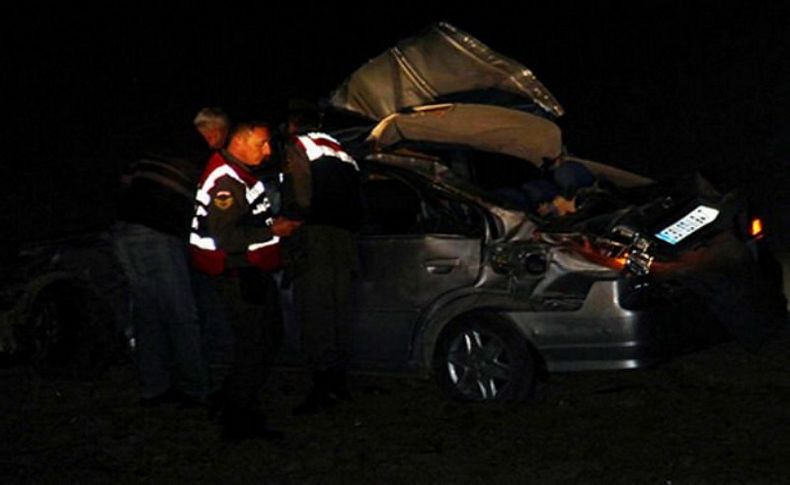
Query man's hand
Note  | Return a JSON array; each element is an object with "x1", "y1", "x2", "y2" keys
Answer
[{"x1": 271, "y1": 217, "x2": 302, "y2": 237}]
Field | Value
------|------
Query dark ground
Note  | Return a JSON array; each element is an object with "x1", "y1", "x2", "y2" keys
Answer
[{"x1": 1, "y1": 325, "x2": 788, "y2": 484}]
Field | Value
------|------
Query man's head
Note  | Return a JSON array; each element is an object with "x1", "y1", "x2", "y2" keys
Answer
[
  {"x1": 543, "y1": 161, "x2": 596, "y2": 216},
  {"x1": 194, "y1": 107, "x2": 230, "y2": 149},
  {"x1": 522, "y1": 179, "x2": 560, "y2": 217},
  {"x1": 228, "y1": 122, "x2": 272, "y2": 166},
  {"x1": 286, "y1": 98, "x2": 320, "y2": 135},
  {"x1": 553, "y1": 161, "x2": 595, "y2": 199},
  {"x1": 521, "y1": 177, "x2": 580, "y2": 217}
]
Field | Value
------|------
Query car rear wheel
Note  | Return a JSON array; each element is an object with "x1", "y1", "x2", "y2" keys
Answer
[{"x1": 433, "y1": 313, "x2": 537, "y2": 402}]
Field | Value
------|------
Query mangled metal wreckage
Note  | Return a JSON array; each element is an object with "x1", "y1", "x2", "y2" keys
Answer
[{"x1": 313, "y1": 22, "x2": 786, "y2": 401}]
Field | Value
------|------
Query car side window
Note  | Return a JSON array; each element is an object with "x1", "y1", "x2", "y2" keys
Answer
[
  {"x1": 416, "y1": 189, "x2": 484, "y2": 237},
  {"x1": 359, "y1": 175, "x2": 423, "y2": 235},
  {"x1": 359, "y1": 172, "x2": 485, "y2": 237}
]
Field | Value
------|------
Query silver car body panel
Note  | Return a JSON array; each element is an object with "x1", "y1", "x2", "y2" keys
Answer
[
  {"x1": 346, "y1": 151, "x2": 667, "y2": 373},
  {"x1": 352, "y1": 233, "x2": 481, "y2": 365},
  {"x1": 508, "y1": 280, "x2": 656, "y2": 372},
  {"x1": 408, "y1": 241, "x2": 653, "y2": 373},
  {"x1": 411, "y1": 279, "x2": 656, "y2": 373}
]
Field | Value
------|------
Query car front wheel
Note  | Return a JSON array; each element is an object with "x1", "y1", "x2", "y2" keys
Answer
[{"x1": 433, "y1": 313, "x2": 537, "y2": 402}]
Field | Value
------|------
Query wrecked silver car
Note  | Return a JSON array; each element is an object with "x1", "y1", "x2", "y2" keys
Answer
[{"x1": 290, "y1": 22, "x2": 786, "y2": 401}]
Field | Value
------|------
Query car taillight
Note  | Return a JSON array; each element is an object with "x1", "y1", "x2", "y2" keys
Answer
[{"x1": 750, "y1": 217, "x2": 764, "y2": 239}]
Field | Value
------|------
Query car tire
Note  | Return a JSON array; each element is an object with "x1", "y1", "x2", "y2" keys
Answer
[
  {"x1": 433, "y1": 313, "x2": 537, "y2": 402},
  {"x1": 23, "y1": 280, "x2": 115, "y2": 379}
]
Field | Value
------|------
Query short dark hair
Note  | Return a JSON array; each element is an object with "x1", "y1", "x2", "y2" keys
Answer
[
  {"x1": 287, "y1": 98, "x2": 320, "y2": 130},
  {"x1": 230, "y1": 121, "x2": 272, "y2": 140}
]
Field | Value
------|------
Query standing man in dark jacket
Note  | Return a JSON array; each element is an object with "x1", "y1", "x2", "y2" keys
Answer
[
  {"x1": 113, "y1": 129, "x2": 211, "y2": 407},
  {"x1": 191, "y1": 121, "x2": 300, "y2": 440},
  {"x1": 283, "y1": 102, "x2": 363, "y2": 415}
]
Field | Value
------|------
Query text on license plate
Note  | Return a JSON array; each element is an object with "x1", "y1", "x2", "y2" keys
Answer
[{"x1": 655, "y1": 205, "x2": 720, "y2": 245}]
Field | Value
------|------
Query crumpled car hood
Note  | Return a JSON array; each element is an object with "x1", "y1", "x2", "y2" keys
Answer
[
  {"x1": 368, "y1": 103, "x2": 563, "y2": 167},
  {"x1": 329, "y1": 22, "x2": 563, "y2": 121},
  {"x1": 365, "y1": 103, "x2": 654, "y2": 188}
]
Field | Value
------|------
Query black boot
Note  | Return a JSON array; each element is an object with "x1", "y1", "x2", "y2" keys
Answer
[{"x1": 293, "y1": 370, "x2": 339, "y2": 416}]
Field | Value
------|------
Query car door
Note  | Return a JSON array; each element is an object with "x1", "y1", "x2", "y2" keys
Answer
[{"x1": 352, "y1": 172, "x2": 483, "y2": 368}]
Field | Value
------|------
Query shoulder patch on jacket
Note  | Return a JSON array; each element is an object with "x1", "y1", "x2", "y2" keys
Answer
[{"x1": 213, "y1": 191, "x2": 234, "y2": 210}]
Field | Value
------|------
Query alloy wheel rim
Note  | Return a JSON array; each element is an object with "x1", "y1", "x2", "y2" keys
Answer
[{"x1": 446, "y1": 328, "x2": 513, "y2": 400}]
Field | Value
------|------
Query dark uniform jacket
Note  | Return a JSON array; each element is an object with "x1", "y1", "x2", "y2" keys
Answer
[
  {"x1": 190, "y1": 150, "x2": 282, "y2": 275},
  {"x1": 284, "y1": 132, "x2": 362, "y2": 231},
  {"x1": 116, "y1": 153, "x2": 201, "y2": 238}
]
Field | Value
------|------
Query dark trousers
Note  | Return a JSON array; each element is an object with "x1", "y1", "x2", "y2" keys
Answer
[
  {"x1": 210, "y1": 268, "x2": 283, "y2": 412},
  {"x1": 192, "y1": 271, "x2": 235, "y2": 395},
  {"x1": 291, "y1": 225, "x2": 357, "y2": 371}
]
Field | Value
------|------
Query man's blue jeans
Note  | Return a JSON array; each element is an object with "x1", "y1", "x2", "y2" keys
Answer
[{"x1": 112, "y1": 222, "x2": 208, "y2": 399}]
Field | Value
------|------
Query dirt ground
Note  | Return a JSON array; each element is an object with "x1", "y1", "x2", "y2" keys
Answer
[{"x1": 1, "y1": 325, "x2": 789, "y2": 484}]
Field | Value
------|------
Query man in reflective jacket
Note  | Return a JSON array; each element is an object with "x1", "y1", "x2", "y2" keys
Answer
[
  {"x1": 283, "y1": 103, "x2": 363, "y2": 415},
  {"x1": 191, "y1": 121, "x2": 300, "y2": 440}
]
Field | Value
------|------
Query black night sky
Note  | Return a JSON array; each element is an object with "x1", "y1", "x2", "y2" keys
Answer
[{"x1": 7, "y1": 2, "x2": 790, "y2": 242}]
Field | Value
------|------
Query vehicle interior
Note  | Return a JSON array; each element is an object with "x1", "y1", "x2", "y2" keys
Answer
[{"x1": 358, "y1": 166, "x2": 487, "y2": 239}]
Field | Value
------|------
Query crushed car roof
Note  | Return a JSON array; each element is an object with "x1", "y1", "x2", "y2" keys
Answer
[{"x1": 329, "y1": 22, "x2": 563, "y2": 120}]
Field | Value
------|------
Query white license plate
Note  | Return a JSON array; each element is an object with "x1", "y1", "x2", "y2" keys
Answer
[{"x1": 655, "y1": 205, "x2": 720, "y2": 245}]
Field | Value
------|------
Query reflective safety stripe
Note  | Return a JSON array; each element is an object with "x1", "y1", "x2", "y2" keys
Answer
[
  {"x1": 196, "y1": 165, "x2": 247, "y2": 205},
  {"x1": 203, "y1": 165, "x2": 245, "y2": 191},
  {"x1": 251, "y1": 198, "x2": 271, "y2": 215},
  {"x1": 190, "y1": 232, "x2": 217, "y2": 250},
  {"x1": 191, "y1": 157, "x2": 279, "y2": 272},
  {"x1": 248, "y1": 236, "x2": 280, "y2": 251},
  {"x1": 297, "y1": 133, "x2": 359, "y2": 170},
  {"x1": 197, "y1": 166, "x2": 267, "y2": 206},
  {"x1": 196, "y1": 188, "x2": 211, "y2": 206},
  {"x1": 247, "y1": 181, "x2": 265, "y2": 204}
]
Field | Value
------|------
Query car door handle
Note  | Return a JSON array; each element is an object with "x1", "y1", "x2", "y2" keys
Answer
[{"x1": 424, "y1": 259, "x2": 460, "y2": 274}]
